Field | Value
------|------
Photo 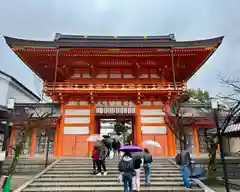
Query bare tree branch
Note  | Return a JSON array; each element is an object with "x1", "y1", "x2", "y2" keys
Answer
[
  {"x1": 162, "y1": 98, "x2": 197, "y2": 150},
  {"x1": 163, "y1": 115, "x2": 183, "y2": 142},
  {"x1": 218, "y1": 74, "x2": 240, "y2": 93}
]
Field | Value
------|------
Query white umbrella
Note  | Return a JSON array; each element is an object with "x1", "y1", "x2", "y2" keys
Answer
[
  {"x1": 86, "y1": 134, "x2": 102, "y2": 142},
  {"x1": 142, "y1": 140, "x2": 161, "y2": 148}
]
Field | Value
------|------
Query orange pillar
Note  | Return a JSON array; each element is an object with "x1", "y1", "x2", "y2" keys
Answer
[
  {"x1": 89, "y1": 103, "x2": 96, "y2": 156},
  {"x1": 30, "y1": 128, "x2": 37, "y2": 156},
  {"x1": 57, "y1": 104, "x2": 64, "y2": 156},
  {"x1": 172, "y1": 133, "x2": 176, "y2": 156},
  {"x1": 135, "y1": 104, "x2": 142, "y2": 146},
  {"x1": 193, "y1": 127, "x2": 200, "y2": 156},
  {"x1": 53, "y1": 119, "x2": 60, "y2": 156},
  {"x1": 8, "y1": 127, "x2": 15, "y2": 157},
  {"x1": 167, "y1": 127, "x2": 174, "y2": 156}
]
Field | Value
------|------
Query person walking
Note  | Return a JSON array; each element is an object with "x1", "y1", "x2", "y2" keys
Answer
[
  {"x1": 118, "y1": 152, "x2": 135, "y2": 192},
  {"x1": 91, "y1": 146, "x2": 99, "y2": 174},
  {"x1": 143, "y1": 148, "x2": 153, "y2": 186},
  {"x1": 112, "y1": 139, "x2": 117, "y2": 157},
  {"x1": 175, "y1": 144, "x2": 192, "y2": 188},
  {"x1": 132, "y1": 157, "x2": 142, "y2": 191},
  {"x1": 96, "y1": 142, "x2": 108, "y2": 176},
  {"x1": 116, "y1": 141, "x2": 121, "y2": 157}
]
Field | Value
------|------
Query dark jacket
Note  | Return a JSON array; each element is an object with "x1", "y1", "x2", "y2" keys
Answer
[
  {"x1": 112, "y1": 141, "x2": 117, "y2": 150},
  {"x1": 118, "y1": 156, "x2": 135, "y2": 177},
  {"x1": 134, "y1": 158, "x2": 142, "y2": 169},
  {"x1": 98, "y1": 146, "x2": 108, "y2": 160},
  {"x1": 143, "y1": 154, "x2": 153, "y2": 164},
  {"x1": 180, "y1": 150, "x2": 191, "y2": 166}
]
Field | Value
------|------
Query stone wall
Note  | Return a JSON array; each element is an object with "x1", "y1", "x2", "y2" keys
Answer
[{"x1": 193, "y1": 158, "x2": 240, "y2": 179}]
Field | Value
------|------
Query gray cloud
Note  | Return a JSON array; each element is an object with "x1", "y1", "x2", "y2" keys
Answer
[{"x1": 0, "y1": 0, "x2": 239, "y2": 97}]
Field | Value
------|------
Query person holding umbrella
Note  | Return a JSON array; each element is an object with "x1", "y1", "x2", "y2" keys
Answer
[
  {"x1": 91, "y1": 146, "x2": 99, "y2": 174},
  {"x1": 143, "y1": 148, "x2": 153, "y2": 186},
  {"x1": 102, "y1": 135, "x2": 113, "y2": 158},
  {"x1": 96, "y1": 140, "x2": 108, "y2": 176},
  {"x1": 132, "y1": 155, "x2": 142, "y2": 191},
  {"x1": 118, "y1": 145, "x2": 142, "y2": 192},
  {"x1": 118, "y1": 151, "x2": 135, "y2": 192}
]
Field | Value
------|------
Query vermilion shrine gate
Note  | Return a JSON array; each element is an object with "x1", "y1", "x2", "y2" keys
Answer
[{"x1": 4, "y1": 34, "x2": 223, "y2": 156}]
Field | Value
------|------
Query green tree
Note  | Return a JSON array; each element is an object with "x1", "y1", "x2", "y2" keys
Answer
[
  {"x1": 188, "y1": 88, "x2": 211, "y2": 104},
  {"x1": 113, "y1": 119, "x2": 131, "y2": 144}
]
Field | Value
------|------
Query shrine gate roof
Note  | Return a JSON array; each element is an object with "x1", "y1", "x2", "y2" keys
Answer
[
  {"x1": 4, "y1": 33, "x2": 223, "y2": 48},
  {"x1": 4, "y1": 33, "x2": 223, "y2": 83}
]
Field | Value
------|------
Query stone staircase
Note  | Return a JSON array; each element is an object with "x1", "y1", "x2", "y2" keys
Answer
[{"x1": 18, "y1": 158, "x2": 205, "y2": 191}]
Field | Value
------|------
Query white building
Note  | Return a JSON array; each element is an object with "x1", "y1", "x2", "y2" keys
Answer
[{"x1": 0, "y1": 70, "x2": 40, "y2": 110}]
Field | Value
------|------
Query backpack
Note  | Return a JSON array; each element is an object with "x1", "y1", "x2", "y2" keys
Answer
[
  {"x1": 118, "y1": 159, "x2": 134, "y2": 173},
  {"x1": 175, "y1": 153, "x2": 181, "y2": 165}
]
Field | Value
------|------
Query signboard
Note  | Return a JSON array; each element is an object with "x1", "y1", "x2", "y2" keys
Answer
[{"x1": 96, "y1": 107, "x2": 135, "y2": 115}]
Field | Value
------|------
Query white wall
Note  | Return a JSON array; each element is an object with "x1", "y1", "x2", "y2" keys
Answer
[
  {"x1": 229, "y1": 137, "x2": 240, "y2": 153},
  {"x1": 7, "y1": 82, "x2": 39, "y2": 103},
  {"x1": 0, "y1": 73, "x2": 40, "y2": 107},
  {"x1": 0, "y1": 74, "x2": 10, "y2": 106}
]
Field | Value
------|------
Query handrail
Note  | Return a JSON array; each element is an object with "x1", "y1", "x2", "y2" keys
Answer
[{"x1": 44, "y1": 82, "x2": 186, "y2": 92}]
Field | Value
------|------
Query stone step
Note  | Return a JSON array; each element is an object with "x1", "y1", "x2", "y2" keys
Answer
[
  {"x1": 54, "y1": 163, "x2": 174, "y2": 167},
  {"x1": 46, "y1": 170, "x2": 180, "y2": 174},
  {"x1": 41, "y1": 173, "x2": 182, "y2": 177},
  {"x1": 22, "y1": 186, "x2": 204, "y2": 192},
  {"x1": 56, "y1": 162, "x2": 173, "y2": 166},
  {"x1": 50, "y1": 167, "x2": 178, "y2": 171},
  {"x1": 36, "y1": 177, "x2": 183, "y2": 182},
  {"x1": 18, "y1": 158, "x2": 205, "y2": 192},
  {"x1": 58, "y1": 160, "x2": 171, "y2": 164},
  {"x1": 59, "y1": 159, "x2": 170, "y2": 162},
  {"x1": 28, "y1": 181, "x2": 187, "y2": 187}
]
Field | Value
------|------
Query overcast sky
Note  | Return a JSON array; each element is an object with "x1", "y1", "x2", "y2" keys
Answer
[{"x1": 0, "y1": 0, "x2": 239, "y2": 98}]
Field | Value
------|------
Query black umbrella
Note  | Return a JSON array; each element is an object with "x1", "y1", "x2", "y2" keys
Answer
[
  {"x1": 131, "y1": 151, "x2": 148, "y2": 159},
  {"x1": 102, "y1": 135, "x2": 110, "y2": 138},
  {"x1": 102, "y1": 138, "x2": 113, "y2": 145}
]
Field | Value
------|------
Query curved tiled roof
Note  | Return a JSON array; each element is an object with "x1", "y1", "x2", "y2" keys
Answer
[{"x1": 4, "y1": 33, "x2": 224, "y2": 49}]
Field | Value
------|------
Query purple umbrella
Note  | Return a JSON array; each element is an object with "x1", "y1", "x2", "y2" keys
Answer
[{"x1": 119, "y1": 145, "x2": 141, "y2": 152}]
